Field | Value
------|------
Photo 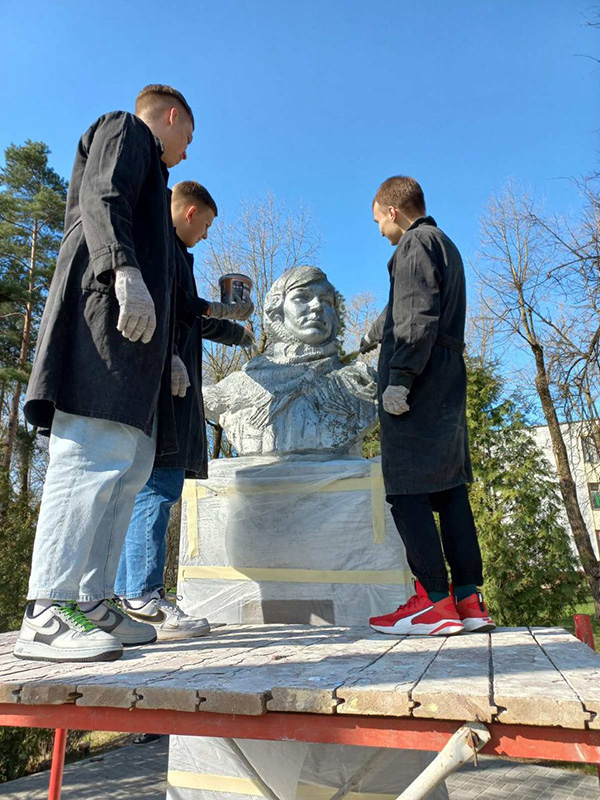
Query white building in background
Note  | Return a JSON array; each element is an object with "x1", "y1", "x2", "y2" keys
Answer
[{"x1": 532, "y1": 423, "x2": 600, "y2": 561}]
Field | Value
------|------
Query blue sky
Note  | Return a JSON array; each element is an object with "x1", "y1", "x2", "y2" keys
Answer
[{"x1": 0, "y1": 1, "x2": 598, "y2": 308}]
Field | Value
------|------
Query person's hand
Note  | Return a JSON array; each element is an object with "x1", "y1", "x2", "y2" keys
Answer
[
  {"x1": 114, "y1": 266, "x2": 156, "y2": 343},
  {"x1": 382, "y1": 385, "x2": 410, "y2": 415},
  {"x1": 208, "y1": 299, "x2": 254, "y2": 321},
  {"x1": 359, "y1": 332, "x2": 378, "y2": 354},
  {"x1": 171, "y1": 354, "x2": 190, "y2": 398},
  {"x1": 239, "y1": 327, "x2": 255, "y2": 348}
]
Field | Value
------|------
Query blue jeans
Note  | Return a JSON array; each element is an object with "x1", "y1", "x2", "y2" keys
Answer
[
  {"x1": 114, "y1": 467, "x2": 185, "y2": 599},
  {"x1": 28, "y1": 410, "x2": 157, "y2": 602}
]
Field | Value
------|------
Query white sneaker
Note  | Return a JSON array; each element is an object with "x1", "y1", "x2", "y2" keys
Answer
[
  {"x1": 83, "y1": 599, "x2": 157, "y2": 646},
  {"x1": 13, "y1": 603, "x2": 123, "y2": 663},
  {"x1": 121, "y1": 589, "x2": 211, "y2": 641}
]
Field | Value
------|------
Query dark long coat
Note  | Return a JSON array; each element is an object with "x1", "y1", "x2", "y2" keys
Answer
[
  {"x1": 371, "y1": 216, "x2": 472, "y2": 495},
  {"x1": 24, "y1": 112, "x2": 178, "y2": 456},
  {"x1": 155, "y1": 236, "x2": 245, "y2": 477}
]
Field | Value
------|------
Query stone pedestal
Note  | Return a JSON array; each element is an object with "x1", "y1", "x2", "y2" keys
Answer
[{"x1": 177, "y1": 455, "x2": 411, "y2": 625}]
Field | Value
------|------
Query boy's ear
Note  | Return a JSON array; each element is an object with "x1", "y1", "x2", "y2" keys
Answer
[
  {"x1": 167, "y1": 106, "x2": 179, "y2": 127},
  {"x1": 388, "y1": 206, "x2": 398, "y2": 221},
  {"x1": 185, "y1": 205, "x2": 197, "y2": 223}
]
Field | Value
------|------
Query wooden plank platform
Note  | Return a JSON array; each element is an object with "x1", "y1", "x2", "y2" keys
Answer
[{"x1": 0, "y1": 625, "x2": 599, "y2": 730}]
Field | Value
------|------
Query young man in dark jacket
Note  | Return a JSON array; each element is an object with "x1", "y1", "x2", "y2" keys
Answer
[
  {"x1": 14, "y1": 85, "x2": 195, "y2": 663},
  {"x1": 364, "y1": 175, "x2": 495, "y2": 636},
  {"x1": 116, "y1": 181, "x2": 253, "y2": 639}
]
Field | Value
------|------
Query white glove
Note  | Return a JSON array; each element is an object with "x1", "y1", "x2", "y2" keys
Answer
[
  {"x1": 208, "y1": 299, "x2": 254, "y2": 321},
  {"x1": 114, "y1": 266, "x2": 156, "y2": 344},
  {"x1": 239, "y1": 327, "x2": 255, "y2": 348},
  {"x1": 171, "y1": 354, "x2": 190, "y2": 398},
  {"x1": 382, "y1": 385, "x2": 410, "y2": 415}
]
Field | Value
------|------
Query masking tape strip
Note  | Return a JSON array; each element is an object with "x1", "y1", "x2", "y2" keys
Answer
[
  {"x1": 179, "y1": 565, "x2": 411, "y2": 585},
  {"x1": 167, "y1": 771, "x2": 395, "y2": 800},
  {"x1": 182, "y1": 481, "x2": 199, "y2": 559},
  {"x1": 370, "y1": 461, "x2": 386, "y2": 544},
  {"x1": 183, "y1": 470, "x2": 386, "y2": 559}
]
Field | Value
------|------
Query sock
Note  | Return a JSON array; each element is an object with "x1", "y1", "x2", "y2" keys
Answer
[
  {"x1": 454, "y1": 584, "x2": 478, "y2": 602},
  {"x1": 428, "y1": 590, "x2": 449, "y2": 603},
  {"x1": 32, "y1": 599, "x2": 66, "y2": 615},
  {"x1": 126, "y1": 592, "x2": 154, "y2": 609}
]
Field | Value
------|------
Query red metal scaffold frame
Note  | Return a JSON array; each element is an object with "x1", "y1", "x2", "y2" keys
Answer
[{"x1": 3, "y1": 616, "x2": 598, "y2": 800}]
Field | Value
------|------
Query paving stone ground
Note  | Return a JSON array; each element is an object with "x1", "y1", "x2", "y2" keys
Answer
[{"x1": 0, "y1": 737, "x2": 598, "y2": 799}]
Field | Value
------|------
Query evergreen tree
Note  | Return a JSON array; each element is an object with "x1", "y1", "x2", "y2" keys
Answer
[
  {"x1": 0, "y1": 141, "x2": 67, "y2": 495},
  {"x1": 466, "y1": 357, "x2": 585, "y2": 626}
]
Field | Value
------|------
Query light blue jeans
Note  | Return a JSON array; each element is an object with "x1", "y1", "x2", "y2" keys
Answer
[
  {"x1": 27, "y1": 410, "x2": 157, "y2": 602},
  {"x1": 115, "y1": 467, "x2": 185, "y2": 599}
]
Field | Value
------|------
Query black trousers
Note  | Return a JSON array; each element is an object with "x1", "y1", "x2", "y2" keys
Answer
[{"x1": 387, "y1": 484, "x2": 483, "y2": 594}]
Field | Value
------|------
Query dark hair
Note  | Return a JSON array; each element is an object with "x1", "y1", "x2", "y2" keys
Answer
[
  {"x1": 172, "y1": 181, "x2": 218, "y2": 217},
  {"x1": 135, "y1": 84, "x2": 194, "y2": 128},
  {"x1": 373, "y1": 176, "x2": 426, "y2": 216}
]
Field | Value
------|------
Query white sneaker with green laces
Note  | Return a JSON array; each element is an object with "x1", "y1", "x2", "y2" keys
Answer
[
  {"x1": 82, "y1": 599, "x2": 157, "y2": 646},
  {"x1": 13, "y1": 603, "x2": 123, "y2": 663},
  {"x1": 121, "y1": 589, "x2": 211, "y2": 641}
]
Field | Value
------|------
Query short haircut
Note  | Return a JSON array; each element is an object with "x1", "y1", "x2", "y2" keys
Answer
[
  {"x1": 172, "y1": 181, "x2": 218, "y2": 217},
  {"x1": 135, "y1": 84, "x2": 195, "y2": 129},
  {"x1": 373, "y1": 176, "x2": 426, "y2": 216}
]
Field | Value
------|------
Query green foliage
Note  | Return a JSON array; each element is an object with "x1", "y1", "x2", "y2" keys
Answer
[
  {"x1": 0, "y1": 487, "x2": 38, "y2": 633},
  {"x1": 466, "y1": 357, "x2": 586, "y2": 626}
]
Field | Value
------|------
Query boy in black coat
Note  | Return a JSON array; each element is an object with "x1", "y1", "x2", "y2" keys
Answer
[
  {"x1": 116, "y1": 181, "x2": 253, "y2": 639},
  {"x1": 15, "y1": 86, "x2": 195, "y2": 663},
  {"x1": 364, "y1": 176, "x2": 495, "y2": 636}
]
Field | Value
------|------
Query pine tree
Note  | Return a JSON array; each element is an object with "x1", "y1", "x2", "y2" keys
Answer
[
  {"x1": 0, "y1": 141, "x2": 67, "y2": 496},
  {"x1": 466, "y1": 357, "x2": 586, "y2": 626}
]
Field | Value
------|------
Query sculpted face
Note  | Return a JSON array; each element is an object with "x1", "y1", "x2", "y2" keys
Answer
[{"x1": 282, "y1": 279, "x2": 337, "y2": 345}]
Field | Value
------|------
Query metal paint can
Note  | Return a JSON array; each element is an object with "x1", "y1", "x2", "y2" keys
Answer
[{"x1": 218, "y1": 273, "x2": 253, "y2": 304}]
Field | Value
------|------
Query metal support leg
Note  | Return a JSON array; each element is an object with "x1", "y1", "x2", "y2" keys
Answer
[
  {"x1": 396, "y1": 722, "x2": 491, "y2": 800},
  {"x1": 48, "y1": 728, "x2": 67, "y2": 800}
]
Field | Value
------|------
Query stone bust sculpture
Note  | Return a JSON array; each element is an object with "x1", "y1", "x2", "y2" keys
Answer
[{"x1": 203, "y1": 266, "x2": 377, "y2": 456}]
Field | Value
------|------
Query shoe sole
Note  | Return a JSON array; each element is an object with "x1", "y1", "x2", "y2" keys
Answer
[
  {"x1": 156, "y1": 626, "x2": 211, "y2": 641},
  {"x1": 13, "y1": 641, "x2": 123, "y2": 663},
  {"x1": 461, "y1": 618, "x2": 496, "y2": 633},
  {"x1": 117, "y1": 631, "x2": 158, "y2": 646},
  {"x1": 370, "y1": 620, "x2": 464, "y2": 636}
]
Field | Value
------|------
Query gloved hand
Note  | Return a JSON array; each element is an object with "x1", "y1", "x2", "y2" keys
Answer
[
  {"x1": 359, "y1": 331, "x2": 378, "y2": 354},
  {"x1": 207, "y1": 299, "x2": 254, "y2": 321},
  {"x1": 114, "y1": 266, "x2": 156, "y2": 343},
  {"x1": 239, "y1": 327, "x2": 255, "y2": 348},
  {"x1": 171, "y1": 354, "x2": 190, "y2": 398},
  {"x1": 382, "y1": 385, "x2": 410, "y2": 415}
]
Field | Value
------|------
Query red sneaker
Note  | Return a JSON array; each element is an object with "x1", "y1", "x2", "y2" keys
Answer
[
  {"x1": 369, "y1": 581, "x2": 464, "y2": 636},
  {"x1": 455, "y1": 591, "x2": 496, "y2": 633}
]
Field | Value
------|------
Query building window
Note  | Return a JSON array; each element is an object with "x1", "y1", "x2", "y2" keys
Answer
[
  {"x1": 582, "y1": 436, "x2": 600, "y2": 464},
  {"x1": 589, "y1": 484, "x2": 600, "y2": 509}
]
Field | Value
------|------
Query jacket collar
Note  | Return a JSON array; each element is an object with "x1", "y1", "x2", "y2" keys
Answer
[
  {"x1": 406, "y1": 215, "x2": 437, "y2": 232},
  {"x1": 174, "y1": 231, "x2": 194, "y2": 266}
]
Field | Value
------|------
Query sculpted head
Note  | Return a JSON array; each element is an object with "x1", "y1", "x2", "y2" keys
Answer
[{"x1": 264, "y1": 266, "x2": 340, "y2": 348}]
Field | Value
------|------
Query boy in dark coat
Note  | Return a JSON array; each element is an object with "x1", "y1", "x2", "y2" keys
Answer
[
  {"x1": 14, "y1": 85, "x2": 195, "y2": 663},
  {"x1": 115, "y1": 181, "x2": 253, "y2": 639},
  {"x1": 364, "y1": 176, "x2": 495, "y2": 636}
]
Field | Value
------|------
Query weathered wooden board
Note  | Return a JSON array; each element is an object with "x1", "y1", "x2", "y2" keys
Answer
[
  {"x1": 412, "y1": 633, "x2": 497, "y2": 722},
  {"x1": 336, "y1": 636, "x2": 444, "y2": 717},
  {"x1": 267, "y1": 630, "x2": 397, "y2": 714},
  {"x1": 0, "y1": 625, "x2": 598, "y2": 732},
  {"x1": 491, "y1": 628, "x2": 590, "y2": 729},
  {"x1": 531, "y1": 627, "x2": 600, "y2": 730}
]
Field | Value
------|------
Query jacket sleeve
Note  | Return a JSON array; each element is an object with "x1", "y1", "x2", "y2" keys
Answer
[
  {"x1": 201, "y1": 317, "x2": 245, "y2": 346},
  {"x1": 388, "y1": 233, "x2": 441, "y2": 390},
  {"x1": 80, "y1": 114, "x2": 152, "y2": 282},
  {"x1": 366, "y1": 305, "x2": 388, "y2": 344}
]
